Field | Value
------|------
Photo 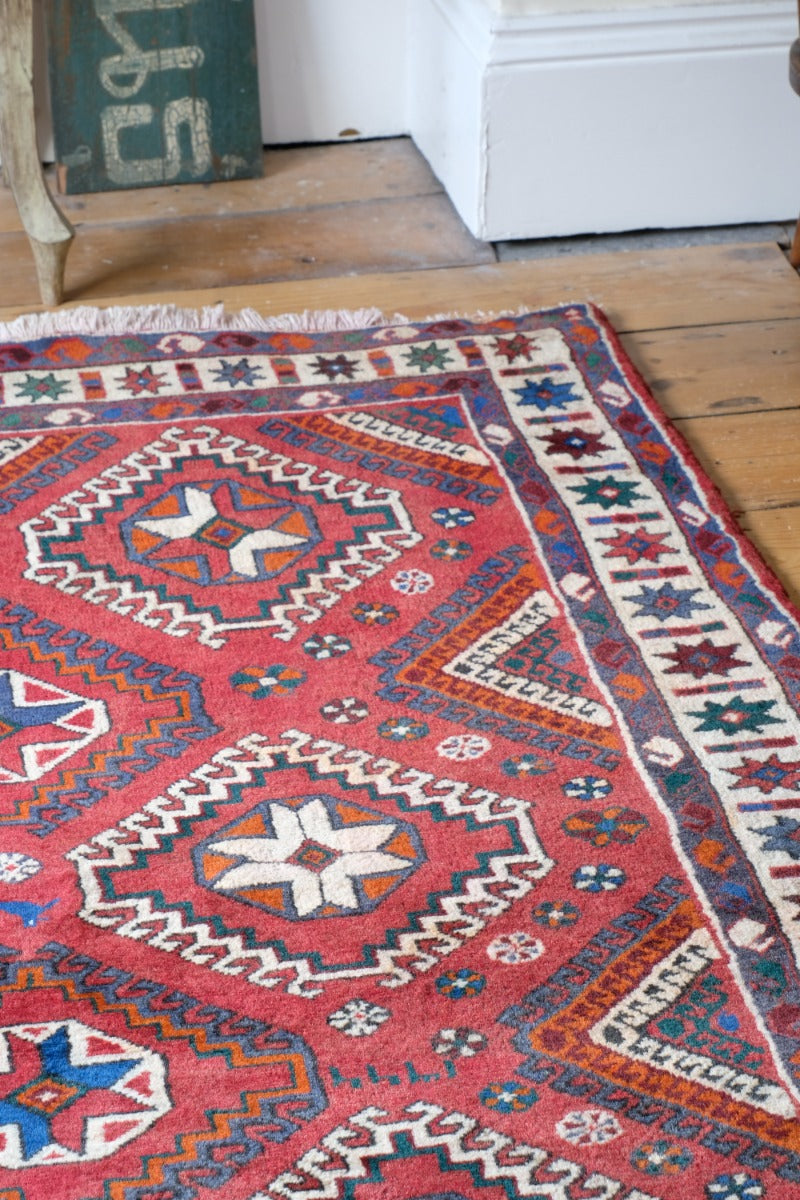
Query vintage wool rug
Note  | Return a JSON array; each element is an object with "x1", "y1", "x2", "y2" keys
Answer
[{"x1": 1, "y1": 300, "x2": 799, "y2": 1200}]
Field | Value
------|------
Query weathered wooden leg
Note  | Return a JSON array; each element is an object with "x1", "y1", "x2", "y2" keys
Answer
[{"x1": 0, "y1": 0, "x2": 74, "y2": 305}]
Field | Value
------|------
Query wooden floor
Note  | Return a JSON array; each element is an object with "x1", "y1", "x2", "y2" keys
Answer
[{"x1": 2, "y1": 138, "x2": 800, "y2": 607}]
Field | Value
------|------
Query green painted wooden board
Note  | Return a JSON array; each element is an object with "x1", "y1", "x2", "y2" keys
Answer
[{"x1": 46, "y1": 0, "x2": 263, "y2": 194}]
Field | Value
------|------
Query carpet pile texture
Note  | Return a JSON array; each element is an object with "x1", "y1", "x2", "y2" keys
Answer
[{"x1": 0, "y1": 303, "x2": 799, "y2": 1200}]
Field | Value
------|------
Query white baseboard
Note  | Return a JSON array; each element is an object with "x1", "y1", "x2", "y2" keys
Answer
[{"x1": 409, "y1": 0, "x2": 800, "y2": 239}]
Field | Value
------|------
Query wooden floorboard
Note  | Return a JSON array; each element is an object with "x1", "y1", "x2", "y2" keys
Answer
[
  {"x1": 0, "y1": 140, "x2": 444, "y2": 234},
  {"x1": 0, "y1": 137, "x2": 797, "y2": 603},
  {"x1": 739, "y1": 508, "x2": 800, "y2": 606},
  {"x1": 620, "y1": 319, "x2": 800, "y2": 419},
  {"x1": 1, "y1": 195, "x2": 495, "y2": 308},
  {"x1": 3, "y1": 244, "x2": 798, "y2": 331},
  {"x1": 672, "y1": 407, "x2": 800, "y2": 512}
]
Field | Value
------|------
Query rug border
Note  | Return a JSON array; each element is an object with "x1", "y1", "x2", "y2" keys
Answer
[
  {"x1": 582, "y1": 299, "x2": 800, "y2": 630},
  {"x1": 1, "y1": 298, "x2": 796, "y2": 631}
]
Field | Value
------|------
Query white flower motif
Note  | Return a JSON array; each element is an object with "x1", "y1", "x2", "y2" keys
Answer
[
  {"x1": 487, "y1": 932, "x2": 544, "y2": 964},
  {"x1": 431, "y1": 507, "x2": 474, "y2": 529},
  {"x1": 431, "y1": 1027, "x2": 488, "y2": 1058},
  {"x1": 555, "y1": 1108, "x2": 624, "y2": 1147},
  {"x1": 328, "y1": 998, "x2": 391, "y2": 1037},
  {"x1": 0, "y1": 852, "x2": 42, "y2": 884},
  {"x1": 207, "y1": 799, "x2": 412, "y2": 918},
  {"x1": 563, "y1": 775, "x2": 612, "y2": 801},
  {"x1": 391, "y1": 568, "x2": 434, "y2": 596},
  {"x1": 320, "y1": 696, "x2": 369, "y2": 724},
  {"x1": 572, "y1": 863, "x2": 625, "y2": 892},
  {"x1": 436, "y1": 734, "x2": 491, "y2": 762}
]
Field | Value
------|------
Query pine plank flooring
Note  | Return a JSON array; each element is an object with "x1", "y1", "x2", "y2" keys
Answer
[
  {"x1": 1, "y1": 137, "x2": 799, "y2": 606},
  {"x1": 0, "y1": 141, "x2": 493, "y2": 307}
]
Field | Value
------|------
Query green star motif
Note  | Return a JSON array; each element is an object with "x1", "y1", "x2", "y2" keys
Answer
[
  {"x1": 689, "y1": 695, "x2": 782, "y2": 737},
  {"x1": 403, "y1": 342, "x2": 453, "y2": 373},
  {"x1": 15, "y1": 372, "x2": 71, "y2": 403},
  {"x1": 567, "y1": 474, "x2": 644, "y2": 510}
]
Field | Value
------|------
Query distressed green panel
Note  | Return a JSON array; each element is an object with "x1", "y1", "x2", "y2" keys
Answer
[{"x1": 46, "y1": 0, "x2": 263, "y2": 194}]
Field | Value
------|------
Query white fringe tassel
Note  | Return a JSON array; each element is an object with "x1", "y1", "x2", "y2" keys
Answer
[
  {"x1": 0, "y1": 301, "x2": 566, "y2": 343},
  {"x1": 0, "y1": 303, "x2": 403, "y2": 342}
]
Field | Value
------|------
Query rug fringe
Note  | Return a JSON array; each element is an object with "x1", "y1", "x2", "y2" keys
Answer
[
  {"x1": 415, "y1": 305, "x2": 559, "y2": 323},
  {"x1": 0, "y1": 301, "x2": 586, "y2": 342},
  {"x1": 0, "y1": 303, "x2": 402, "y2": 341}
]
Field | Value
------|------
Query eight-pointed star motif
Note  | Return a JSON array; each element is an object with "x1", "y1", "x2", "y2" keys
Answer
[
  {"x1": 135, "y1": 485, "x2": 307, "y2": 578},
  {"x1": 208, "y1": 799, "x2": 416, "y2": 918}
]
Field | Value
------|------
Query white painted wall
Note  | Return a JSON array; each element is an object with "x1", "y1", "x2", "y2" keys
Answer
[
  {"x1": 255, "y1": 0, "x2": 410, "y2": 144},
  {"x1": 32, "y1": 1, "x2": 410, "y2": 164}
]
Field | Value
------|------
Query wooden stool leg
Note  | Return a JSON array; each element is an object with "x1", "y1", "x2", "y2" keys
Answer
[{"x1": 0, "y1": 0, "x2": 73, "y2": 305}]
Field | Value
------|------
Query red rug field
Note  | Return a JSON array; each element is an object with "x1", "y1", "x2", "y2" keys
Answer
[{"x1": 0, "y1": 303, "x2": 798, "y2": 1200}]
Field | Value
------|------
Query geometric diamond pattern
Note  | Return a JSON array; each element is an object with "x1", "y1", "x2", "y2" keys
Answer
[
  {"x1": 0, "y1": 1019, "x2": 169, "y2": 1167},
  {"x1": 0, "y1": 669, "x2": 108, "y2": 784},
  {"x1": 2, "y1": 305, "x2": 800, "y2": 1200}
]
